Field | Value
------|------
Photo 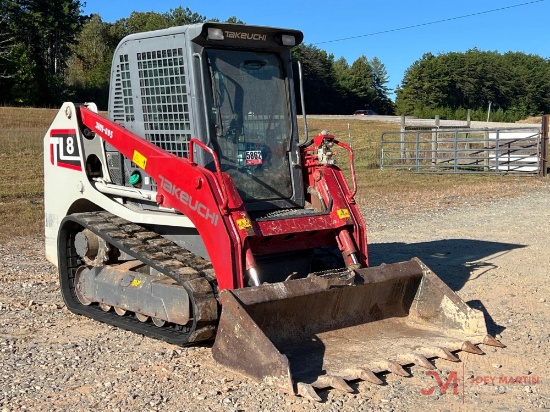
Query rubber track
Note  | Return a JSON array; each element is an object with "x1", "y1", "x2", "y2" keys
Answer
[{"x1": 58, "y1": 211, "x2": 219, "y2": 345}]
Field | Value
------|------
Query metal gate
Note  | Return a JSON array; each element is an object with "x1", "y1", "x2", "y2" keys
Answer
[{"x1": 380, "y1": 126, "x2": 545, "y2": 175}]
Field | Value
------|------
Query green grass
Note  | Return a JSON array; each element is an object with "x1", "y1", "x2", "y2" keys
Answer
[
  {"x1": 0, "y1": 107, "x2": 545, "y2": 243},
  {"x1": 0, "y1": 107, "x2": 57, "y2": 239}
]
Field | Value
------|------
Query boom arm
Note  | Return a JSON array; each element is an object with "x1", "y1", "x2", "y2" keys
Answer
[{"x1": 79, "y1": 107, "x2": 250, "y2": 290}]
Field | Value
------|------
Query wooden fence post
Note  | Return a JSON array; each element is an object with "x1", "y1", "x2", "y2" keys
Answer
[{"x1": 465, "y1": 109, "x2": 471, "y2": 151}]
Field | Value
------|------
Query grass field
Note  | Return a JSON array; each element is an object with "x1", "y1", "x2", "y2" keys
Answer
[
  {"x1": 0, "y1": 107, "x2": 57, "y2": 239},
  {"x1": 0, "y1": 107, "x2": 545, "y2": 242}
]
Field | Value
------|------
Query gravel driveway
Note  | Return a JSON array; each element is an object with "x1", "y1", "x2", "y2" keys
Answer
[{"x1": 1, "y1": 187, "x2": 549, "y2": 411}]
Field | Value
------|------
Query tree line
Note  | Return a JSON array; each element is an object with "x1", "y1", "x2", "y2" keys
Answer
[
  {"x1": 396, "y1": 49, "x2": 550, "y2": 122},
  {"x1": 1, "y1": 1, "x2": 549, "y2": 120},
  {"x1": 0, "y1": 0, "x2": 393, "y2": 114},
  {"x1": 1, "y1": 0, "x2": 84, "y2": 106}
]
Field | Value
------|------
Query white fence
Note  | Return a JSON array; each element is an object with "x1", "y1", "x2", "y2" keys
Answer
[{"x1": 380, "y1": 127, "x2": 542, "y2": 174}]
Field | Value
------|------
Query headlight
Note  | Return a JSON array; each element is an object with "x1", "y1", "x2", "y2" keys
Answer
[
  {"x1": 207, "y1": 28, "x2": 224, "y2": 41},
  {"x1": 281, "y1": 35, "x2": 296, "y2": 46}
]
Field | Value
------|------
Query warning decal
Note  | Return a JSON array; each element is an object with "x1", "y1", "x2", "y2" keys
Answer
[
  {"x1": 236, "y1": 218, "x2": 252, "y2": 230},
  {"x1": 337, "y1": 209, "x2": 351, "y2": 219},
  {"x1": 132, "y1": 150, "x2": 148, "y2": 170}
]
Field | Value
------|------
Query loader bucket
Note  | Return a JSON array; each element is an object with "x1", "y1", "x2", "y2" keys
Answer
[{"x1": 212, "y1": 258, "x2": 503, "y2": 401}]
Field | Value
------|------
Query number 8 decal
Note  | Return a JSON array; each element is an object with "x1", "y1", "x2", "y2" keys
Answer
[
  {"x1": 50, "y1": 129, "x2": 82, "y2": 171},
  {"x1": 66, "y1": 136, "x2": 74, "y2": 155}
]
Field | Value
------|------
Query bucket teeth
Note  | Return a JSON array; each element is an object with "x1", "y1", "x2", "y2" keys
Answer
[
  {"x1": 462, "y1": 340, "x2": 485, "y2": 355},
  {"x1": 433, "y1": 347, "x2": 460, "y2": 362},
  {"x1": 297, "y1": 382, "x2": 321, "y2": 402},
  {"x1": 312, "y1": 375, "x2": 354, "y2": 393},
  {"x1": 358, "y1": 367, "x2": 384, "y2": 385},
  {"x1": 385, "y1": 360, "x2": 410, "y2": 377},
  {"x1": 411, "y1": 353, "x2": 436, "y2": 370},
  {"x1": 483, "y1": 334, "x2": 505, "y2": 348},
  {"x1": 341, "y1": 367, "x2": 383, "y2": 385}
]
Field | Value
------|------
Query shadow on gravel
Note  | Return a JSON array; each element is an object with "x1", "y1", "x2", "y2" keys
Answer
[
  {"x1": 368, "y1": 238, "x2": 525, "y2": 291},
  {"x1": 467, "y1": 300, "x2": 506, "y2": 336}
]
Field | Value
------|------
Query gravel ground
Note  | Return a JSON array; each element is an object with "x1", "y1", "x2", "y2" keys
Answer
[{"x1": 1, "y1": 187, "x2": 550, "y2": 411}]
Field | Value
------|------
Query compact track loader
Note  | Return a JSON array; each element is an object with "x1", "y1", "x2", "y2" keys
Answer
[{"x1": 44, "y1": 23, "x2": 502, "y2": 401}]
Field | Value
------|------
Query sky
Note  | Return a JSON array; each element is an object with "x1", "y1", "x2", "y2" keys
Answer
[{"x1": 83, "y1": 0, "x2": 549, "y2": 97}]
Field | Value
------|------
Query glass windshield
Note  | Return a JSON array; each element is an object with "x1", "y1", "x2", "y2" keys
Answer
[{"x1": 206, "y1": 49, "x2": 292, "y2": 202}]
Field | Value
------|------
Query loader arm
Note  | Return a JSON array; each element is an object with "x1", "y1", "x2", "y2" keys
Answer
[{"x1": 79, "y1": 106, "x2": 249, "y2": 290}]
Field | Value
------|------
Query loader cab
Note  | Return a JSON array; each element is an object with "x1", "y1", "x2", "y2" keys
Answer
[{"x1": 107, "y1": 23, "x2": 305, "y2": 212}]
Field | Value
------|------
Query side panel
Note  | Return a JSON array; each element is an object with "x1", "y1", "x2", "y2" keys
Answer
[
  {"x1": 107, "y1": 31, "x2": 195, "y2": 196},
  {"x1": 43, "y1": 103, "x2": 195, "y2": 267},
  {"x1": 109, "y1": 33, "x2": 194, "y2": 154},
  {"x1": 44, "y1": 104, "x2": 89, "y2": 265}
]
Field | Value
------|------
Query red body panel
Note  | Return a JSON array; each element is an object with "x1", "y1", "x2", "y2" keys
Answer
[{"x1": 79, "y1": 107, "x2": 368, "y2": 291}]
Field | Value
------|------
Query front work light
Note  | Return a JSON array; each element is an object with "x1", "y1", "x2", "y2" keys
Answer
[
  {"x1": 281, "y1": 35, "x2": 296, "y2": 46},
  {"x1": 207, "y1": 28, "x2": 224, "y2": 41}
]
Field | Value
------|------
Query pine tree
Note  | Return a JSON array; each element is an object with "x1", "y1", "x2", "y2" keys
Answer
[{"x1": 6, "y1": 0, "x2": 84, "y2": 105}]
